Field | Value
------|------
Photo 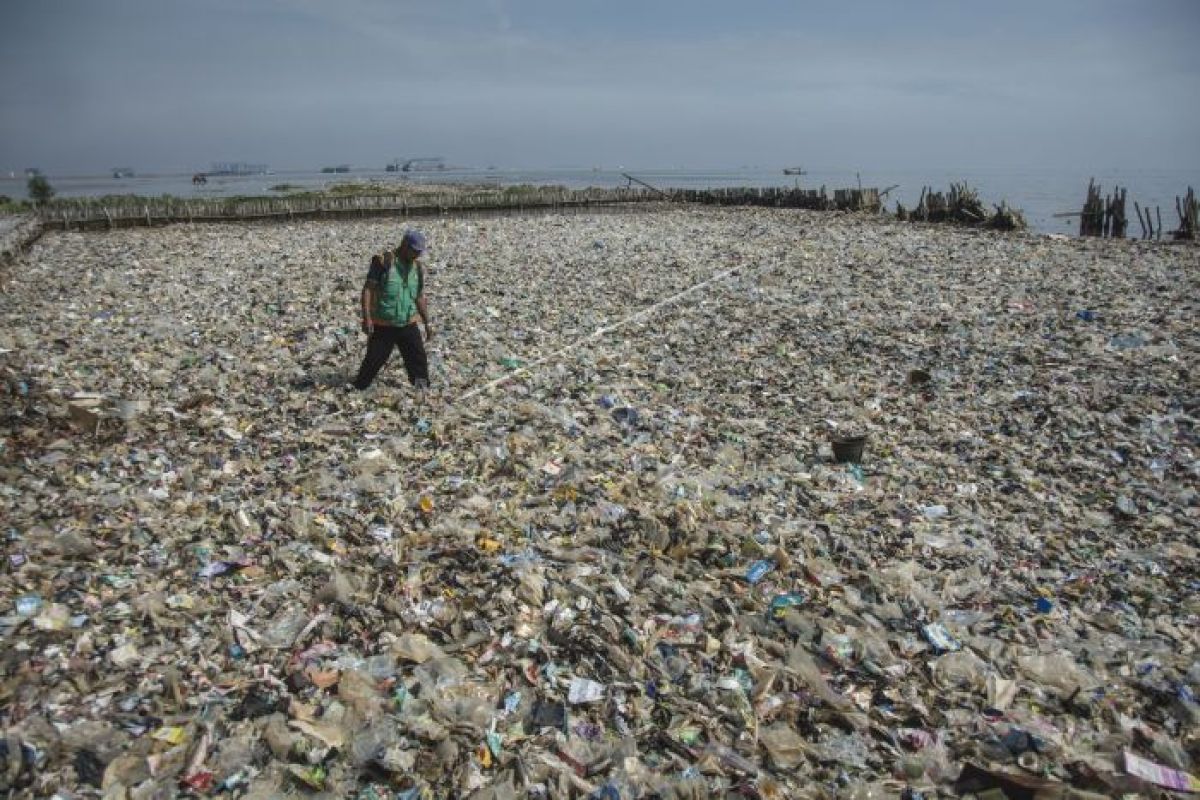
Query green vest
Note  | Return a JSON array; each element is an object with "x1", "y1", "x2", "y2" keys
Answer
[{"x1": 374, "y1": 262, "x2": 421, "y2": 325}]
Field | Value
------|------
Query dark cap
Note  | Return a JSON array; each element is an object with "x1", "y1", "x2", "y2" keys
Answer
[{"x1": 401, "y1": 229, "x2": 427, "y2": 254}]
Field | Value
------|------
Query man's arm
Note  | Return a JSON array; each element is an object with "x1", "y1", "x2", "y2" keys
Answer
[
  {"x1": 416, "y1": 265, "x2": 432, "y2": 339},
  {"x1": 416, "y1": 292, "x2": 432, "y2": 339}
]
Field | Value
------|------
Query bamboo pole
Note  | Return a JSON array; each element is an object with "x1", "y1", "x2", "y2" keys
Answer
[
  {"x1": 1182, "y1": 187, "x2": 1198, "y2": 240},
  {"x1": 1113, "y1": 187, "x2": 1127, "y2": 238}
]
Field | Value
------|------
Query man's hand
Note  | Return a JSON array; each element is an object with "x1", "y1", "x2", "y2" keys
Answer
[
  {"x1": 361, "y1": 319, "x2": 374, "y2": 335},
  {"x1": 423, "y1": 322, "x2": 434, "y2": 341}
]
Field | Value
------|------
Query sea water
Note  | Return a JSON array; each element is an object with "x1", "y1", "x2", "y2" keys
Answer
[{"x1": 2, "y1": 165, "x2": 1196, "y2": 236}]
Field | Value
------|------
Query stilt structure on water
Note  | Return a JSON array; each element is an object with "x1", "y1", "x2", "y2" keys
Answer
[
  {"x1": 1132, "y1": 201, "x2": 1160, "y2": 239},
  {"x1": 1079, "y1": 180, "x2": 1128, "y2": 238},
  {"x1": 894, "y1": 183, "x2": 1025, "y2": 230},
  {"x1": 1173, "y1": 187, "x2": 1197, "y2": 240}
]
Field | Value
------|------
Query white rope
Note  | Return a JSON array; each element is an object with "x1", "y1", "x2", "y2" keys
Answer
[{"x1": 454, "y1": 254, "x2": 787, "y2": 404}]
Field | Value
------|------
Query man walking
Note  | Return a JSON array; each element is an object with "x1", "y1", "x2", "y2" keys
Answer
[{"x1": 352, "y1": 229, "x2": 433, "y2": 396}]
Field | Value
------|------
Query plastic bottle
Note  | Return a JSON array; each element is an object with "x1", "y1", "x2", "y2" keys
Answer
[{"x1": 15, "y1": 594, "x2": 42, "y2": 616}]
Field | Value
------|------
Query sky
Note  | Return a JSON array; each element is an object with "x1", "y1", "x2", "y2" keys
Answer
[{"x1": 1, "y1": 0, "x2": 1198, "y2": 175}]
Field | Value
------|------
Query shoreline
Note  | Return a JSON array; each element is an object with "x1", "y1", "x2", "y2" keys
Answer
[
  {"x1": 1, "y1": 206, "x2": 1197, "y2": 796},
  {"x1": 9, "y1": 178, "x2": 1196, "y2": 243},
  {"x1": 5, "y1": 166, "x2": 1199, "y2": 237}
]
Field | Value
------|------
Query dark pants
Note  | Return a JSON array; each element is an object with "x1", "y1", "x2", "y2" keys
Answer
[{"x1": 353, "y1": 323, "x2": 428, "y2": 390}]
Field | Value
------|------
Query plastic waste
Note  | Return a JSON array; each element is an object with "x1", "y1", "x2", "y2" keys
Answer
[
  {"x1": 1121, "y1": 749, "x2": 1200, "y2": 792},
  {"x1": 567, "y1": 677, "x2": 606, "y2": 704},
  {"x1": 760, "y1": 724, "x2": 807, "y2": 769},
  {"x1": 1108, "y1": 331, "x2": 1147, "y2": 349},
  {"x1": 745, "y1": 559, "x2": 775, "y2": 584},
  {"x1": 1017, "y1": 652, "x2": 1099, "y2": 695},
  {"x1": 15, "y1": 594, "x2": 42, "y2": 616},
  {"x1": 1, "y1": 202, "x2": 1195, "y2": 797}
]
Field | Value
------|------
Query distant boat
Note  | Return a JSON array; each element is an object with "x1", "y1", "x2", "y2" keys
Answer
[
  {"x1": 386, "y1": 158, "x2": 446, "y2": 172},
  {"x1": 112, "y1": 167, "x2": 135, "y2": 179},
  {"x1": 403, "y1": 158, "x2": 445, "y2": 173},
  {"x1": 209, "y1": 162, "x2": 268, "y2": 176},
  {"x1": 783, "y1": 167, "x2": 806, "y2": 176},
  {"x1": 320, "y1": 165, "x2": 351, "y2": 174}
]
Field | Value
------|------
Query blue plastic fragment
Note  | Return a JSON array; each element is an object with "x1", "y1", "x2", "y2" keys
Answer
[{"x1": 745, "y1": 559, "x2": 775, "y2": 584}]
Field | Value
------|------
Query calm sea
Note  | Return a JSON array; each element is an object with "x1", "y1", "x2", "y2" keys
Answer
[{"x1": 2, "y1": 166, "x2": 1196, "y2": 236}]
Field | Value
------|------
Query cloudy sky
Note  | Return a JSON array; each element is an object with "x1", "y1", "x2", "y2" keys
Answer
[{"x1": 1, "y1": 0, "x2": 1197, "y2": 174}]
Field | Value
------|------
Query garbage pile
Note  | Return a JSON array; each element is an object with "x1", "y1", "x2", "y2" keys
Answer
[
  {"x1": 1, "y1": 209, "x2": 1197, "y2": 798},
  {"x1": 0, "y1": 213, "x2": 41, "y2": 267}
]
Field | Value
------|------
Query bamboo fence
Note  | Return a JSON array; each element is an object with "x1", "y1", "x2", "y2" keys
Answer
[
  {"x1": 35, "y1": 188, "x2": 666, "y2": 230},
  {"x1": 35, "y1": 184, "x2": 894, "y2": 230},
  {"x1": 26, "y1": 178, "x2": 1200, "y2": 241},
  {"x1": 672, "y1": 186, "x2": 880, "y2": 212}
]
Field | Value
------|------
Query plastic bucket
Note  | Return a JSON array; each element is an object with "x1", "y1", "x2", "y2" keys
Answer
[
  {"x1": 831, "y1": 435, "x2": 867, "y2": 464},
  {"x1": 907, "y1": 369, "x2": 931, "y2": 386}
]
